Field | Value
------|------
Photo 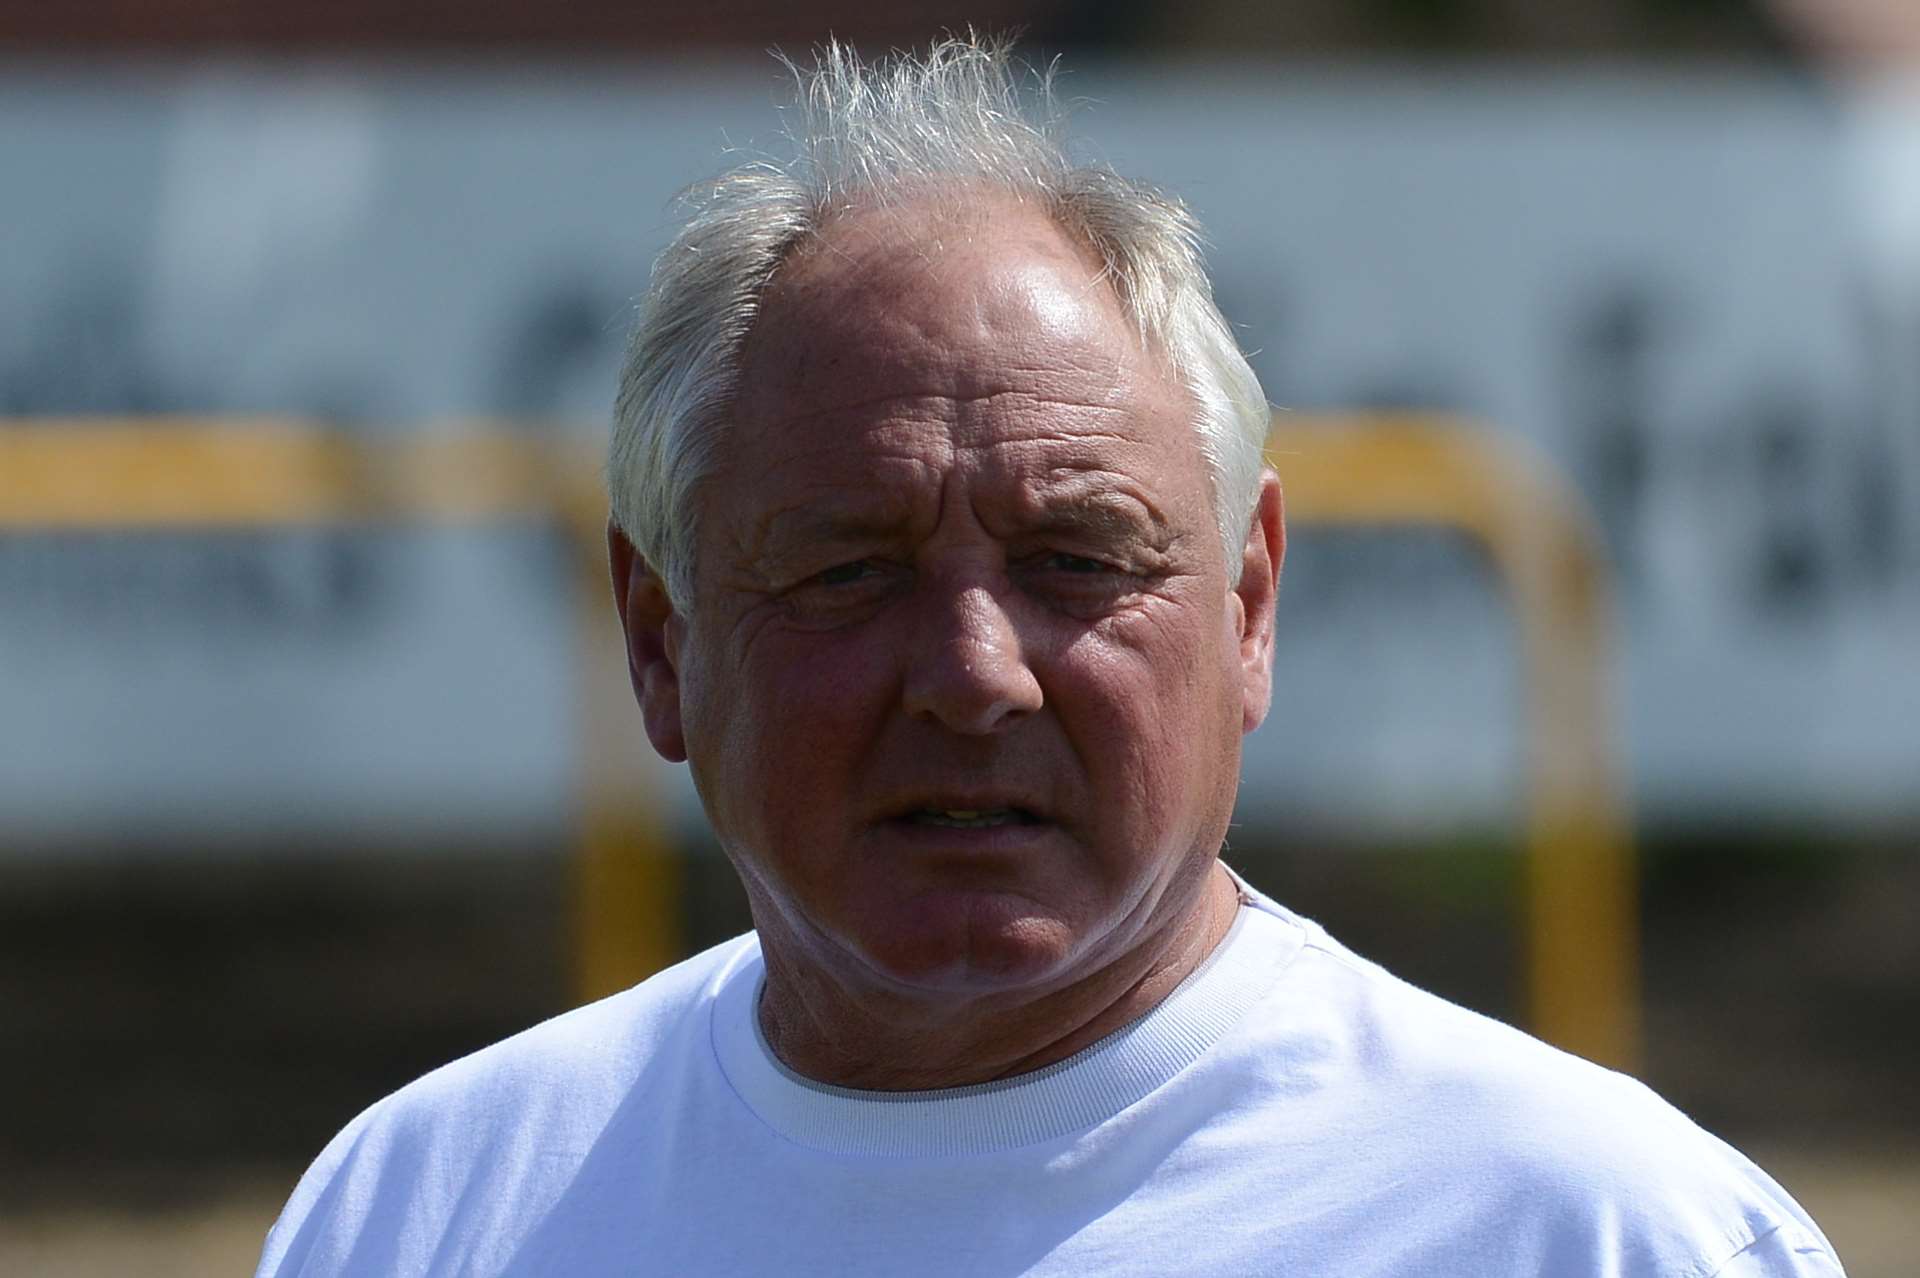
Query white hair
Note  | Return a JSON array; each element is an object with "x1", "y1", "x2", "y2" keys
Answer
[{"x1": 609, "y1": 33, "x2": 1270, "y2": 603}]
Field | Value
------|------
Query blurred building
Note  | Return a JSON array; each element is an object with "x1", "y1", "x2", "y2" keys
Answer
[{"x1": 0, "y1": 0, "x2": 1795, "y2": 56}]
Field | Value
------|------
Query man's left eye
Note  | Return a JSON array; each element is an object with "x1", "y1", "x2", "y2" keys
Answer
[{"x1": 1043, "y1": 552, "x2": 1111, "y2": 574}]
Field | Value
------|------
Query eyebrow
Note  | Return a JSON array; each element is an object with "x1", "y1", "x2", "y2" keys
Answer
[
  {"x1": 1021, "y1": 488, "x2": 1172, "y2": 549},
  {"x1": 749, "y1": 505, "x2": 916, "y2": 558},
  {"x1": 745, "y1": 485, "x2": 1171, "y2": 558},
  {"x1": 1041, "y1": 497, "x2": 1159, "y2": 535}
]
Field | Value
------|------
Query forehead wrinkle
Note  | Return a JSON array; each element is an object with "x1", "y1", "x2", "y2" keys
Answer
[
  {"x1": 945, "y1": 396, "x2": 1149, "y2": 453},
  {"x1": 751, "y1": 386, "x2": 1139, "y2": 465},
  {"x1": 726, "y1": 407, "x2": 952, "y2": 480},
  {"x1": 760, "y1": 391, "x2": 959, "y2": 436},
  {"x1": 730, "y1": 451, "x2": 944, "y2": 560}
]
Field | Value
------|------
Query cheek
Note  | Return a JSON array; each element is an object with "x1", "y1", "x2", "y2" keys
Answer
[
  {"x1": 1071, "y1": 611, "x2": 1240, "y2": 824},
  {"x1": 694, "y1": 630, "x2": 900, "y2": 811}
]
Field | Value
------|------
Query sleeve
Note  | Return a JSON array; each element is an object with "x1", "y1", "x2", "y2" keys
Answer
[
  {"x1": 250, "y1": 1096, "x2": 427, "y2": 1278},
  {"x1": 251, "y1": 1120, "x2": 366, "y2": 1278},
  {"x1": 1708, "y1": 1220, "x2": 1848, "y2": 1278}
]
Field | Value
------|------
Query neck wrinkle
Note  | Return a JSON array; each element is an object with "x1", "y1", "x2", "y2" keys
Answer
[{"x1": 756, "y1": 862, "x2": 1241, "y2": 1092}]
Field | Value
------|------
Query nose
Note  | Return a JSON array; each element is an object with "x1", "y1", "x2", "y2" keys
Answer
[{"x1": 901, "y1": 581, "x2": 1044, "y2": 734}]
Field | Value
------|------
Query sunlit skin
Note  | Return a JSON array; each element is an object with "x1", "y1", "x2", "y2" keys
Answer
[{"x1": 611, "y1": 194, "x2": 1284, "y2": 1090}]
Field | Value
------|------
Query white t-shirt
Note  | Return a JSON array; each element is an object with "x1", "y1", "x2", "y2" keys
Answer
[{"x1": 256, "y1": 890, "x2": 1844, "y2": 1276}]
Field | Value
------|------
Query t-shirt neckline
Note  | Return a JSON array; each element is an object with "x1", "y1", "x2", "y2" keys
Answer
[{"x1": 708, "y1": 898, "x2": 1298, "y2": 1157}]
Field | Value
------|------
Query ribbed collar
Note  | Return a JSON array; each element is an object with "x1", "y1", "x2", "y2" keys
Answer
[{"x1": 707, "y1": 901, "x2": 1299, "y2": 1157}]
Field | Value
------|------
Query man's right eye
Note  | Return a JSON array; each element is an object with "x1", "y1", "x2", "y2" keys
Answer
[{"x1": 816, "y1": 560, "x2": 879, "y2": 586}]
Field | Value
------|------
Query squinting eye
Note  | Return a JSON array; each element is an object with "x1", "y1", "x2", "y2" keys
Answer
[
  {"x1": 1044, "y1": 553, "x2": 1110, "y2": 574},
  {"x1": 817, "y1": 560, "x2": 878, "y2": 586}
]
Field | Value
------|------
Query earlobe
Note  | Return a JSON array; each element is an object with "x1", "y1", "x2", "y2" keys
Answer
[
  {"x1": 608, "y1": 523, "x2": 689, "y2": 763},
  {"x1": 1234, "y1": 471, "x2": 1285, "y2": 734}
]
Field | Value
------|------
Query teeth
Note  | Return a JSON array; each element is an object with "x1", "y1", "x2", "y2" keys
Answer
[{"x1": 914, "y1": 808, "x2": 1017, "y2": 829}]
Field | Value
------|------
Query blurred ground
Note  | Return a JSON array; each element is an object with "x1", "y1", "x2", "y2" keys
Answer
[
  {"x1": 0, "y1": 1151, "x2": 1913, "y2": 1277},
  {"x1": 0, "y1": 1182, "x2": 281, "y2": 1278},
  {"x1": 3, "y1": 830, "x2": 1913, "y2": 1274}
]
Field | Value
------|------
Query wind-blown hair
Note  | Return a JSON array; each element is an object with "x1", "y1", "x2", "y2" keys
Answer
[{"x1": 609, "y1": 34, "x2": 1270, "y2": 603}]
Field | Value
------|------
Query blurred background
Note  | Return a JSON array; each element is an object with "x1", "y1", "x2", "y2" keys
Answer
[{"x1": 3, "y1": 1, "x2": 1916, "y2": 1274}]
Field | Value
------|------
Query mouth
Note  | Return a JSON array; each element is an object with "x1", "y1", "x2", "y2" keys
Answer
[{"x1": 903, "y1": 807, "x2": 1043, "y2": 830}]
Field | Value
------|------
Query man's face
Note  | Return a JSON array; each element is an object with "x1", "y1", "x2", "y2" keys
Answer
[{"x1": 630, "y1": 197, "x2": 1280, "y2": 1004}]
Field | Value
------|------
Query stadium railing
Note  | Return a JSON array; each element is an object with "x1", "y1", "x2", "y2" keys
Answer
[{"x1": 0, "y1": 414, "x2": 1637, "y2": 1071}]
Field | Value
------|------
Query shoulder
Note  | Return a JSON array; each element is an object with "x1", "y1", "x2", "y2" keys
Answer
[
  {"x1": 1236, "y1": 893, "x2": 1843, "y2": 1277},
  {"x1": 343, "y1": 930, "x2": 754, "y2": 1141},
  {"x1": 253, "y1": 933, "x2": 761, "y2": 1278}
]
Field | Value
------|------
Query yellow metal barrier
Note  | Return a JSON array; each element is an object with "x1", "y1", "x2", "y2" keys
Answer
[
  {"x1": 1269, "y1": 415, "x2": 1637, "y2": 1071},
  {"x1": 0, "y1": 419, "x2": 680, "y2": 1004},
  {"x1": 1, "y1": 415, "x2": 1635, "y2": 1068},
  {"x1": 0, "y1": 419, "x2": 561, "y2": 525}
]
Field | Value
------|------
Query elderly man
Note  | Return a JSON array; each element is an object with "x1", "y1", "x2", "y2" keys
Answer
[{"x1": 257, "y1": 38, "x2": 1842, "y2": 1277}]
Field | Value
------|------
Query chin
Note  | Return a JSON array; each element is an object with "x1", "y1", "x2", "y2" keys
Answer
[{"x1": 847, "y1": 890, "x2": 1086, "y2": 995}]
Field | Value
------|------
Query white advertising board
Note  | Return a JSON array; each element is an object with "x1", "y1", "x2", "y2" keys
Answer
[{"x1": 2, "y1": 62, "x2": 1914, "y2": 849}]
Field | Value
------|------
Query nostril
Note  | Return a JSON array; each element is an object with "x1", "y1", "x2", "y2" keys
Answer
[{"x1": 901, "y1": 645, "x2": 1042, "y2": 733}]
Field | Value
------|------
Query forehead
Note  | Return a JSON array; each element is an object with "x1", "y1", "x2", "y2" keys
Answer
[
  {"x1": 741, "y1": 198, "x2": 1128, "y2": 397},
  {"x1": 715, "y1": 195, "x2": 1206, "y2": 505}
]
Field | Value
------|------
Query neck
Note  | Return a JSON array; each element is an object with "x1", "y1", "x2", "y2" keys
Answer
[{"x1": 754, "y1": 863, "x2": 1244, "y2": 1091}]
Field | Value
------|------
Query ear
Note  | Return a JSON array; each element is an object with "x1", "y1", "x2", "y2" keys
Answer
[
  {"x1": 1232, "y1": 470, "x2": 1285, "y2": 734},
  {"x1": 608, "y1": 522, "x2": 688, "y2": 763}
]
